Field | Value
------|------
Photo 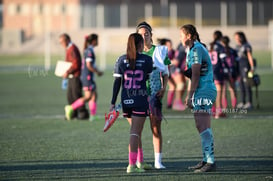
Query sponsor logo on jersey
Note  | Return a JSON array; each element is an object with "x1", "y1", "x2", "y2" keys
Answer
[{"x1": 123, "y1": 99, "x2": 134, "y2": 104}]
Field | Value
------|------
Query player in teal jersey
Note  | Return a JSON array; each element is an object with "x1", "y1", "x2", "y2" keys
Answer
[
  {"x1": 136, "y1": 22, "x2": 171, "y2": 169},
  {"x1": 180, "y1": 24, "x2": 217, "y2": 173}
]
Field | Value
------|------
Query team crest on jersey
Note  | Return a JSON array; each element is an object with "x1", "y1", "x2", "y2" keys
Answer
[{"x1": 193, "y1": 48, "x2": 199, "y2": 64}]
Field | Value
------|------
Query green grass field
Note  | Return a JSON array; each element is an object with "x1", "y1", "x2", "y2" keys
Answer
[{"x1": 0, "y1": 52, "x2": 273, "y2": 180}]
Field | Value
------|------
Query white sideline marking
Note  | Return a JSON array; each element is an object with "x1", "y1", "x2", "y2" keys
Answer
[{"x1": 0, "y1": 114, "x2": 273, "y2": 120}]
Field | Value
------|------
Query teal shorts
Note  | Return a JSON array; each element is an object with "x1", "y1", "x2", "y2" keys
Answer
[{"x1": 192, "y1": 88, "x2": 217, "y2": 113}]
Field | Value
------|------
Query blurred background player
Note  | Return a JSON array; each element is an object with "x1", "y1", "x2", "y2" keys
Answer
[
  {"x1": 137, "y1": 21, "x2": 171, "y2": 169},
  {"x1": 220, "y1": 36, "x2": 238, "y2": 109},
  {"x1": 181, "y1": 24, "x2": 217, "y2": 173},
  {"x1": 110, "y1": 33, "x2": 153, "y2": 173},
  {"x1": 234, "y1": 31, "x2": 255, "y2": 110},
  {"x1": 65, "y1": 34, "x2": 103, "y2": 121},
  {"x1": 158, "y1": 39, "x2": 186, "y2": 111},
  {"x1": 59, "y1": 33, "x2": 89, "y2": 120},
  {"x1": 209, "y1": 30, "x2": 227, "y2": 119}
]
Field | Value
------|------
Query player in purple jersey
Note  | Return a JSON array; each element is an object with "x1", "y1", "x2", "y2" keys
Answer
[
  {"x1": 158, "y1": 39, "x2": 187, "y2": 111},
  {"x1": 209, "y1": 30, "x2": 227, "y2": 119},
  {"x1": 110, "y1": 33, "x2": 153, "y2": 173},
  {"x1": 65, "y1": 34, "x2": 103, "y2": 121},
  {"x1": 220, "y1": 36, "x2": 238, "y2": 109},
  {"x1": 234, "y1": 31, "x2": 255, "y2": 109}
]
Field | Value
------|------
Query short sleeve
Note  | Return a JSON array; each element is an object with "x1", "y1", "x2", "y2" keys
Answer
[
  {"x1": 85, "y1": 49, "x2": 94, "y2": 62},
  {"x1": 113, "y1": 57, "x2": 122, "y2": 77},
  {"x1": 147, "y1": 56, "x2": 153, "y2": 74},
  {"x1": 245, "y1": 44, "x2": 252, "y2": 53},
  {"x1": 164, "y1": 55, "x2": 171, "y2": 65},
  {"x1": 190, "y1": 47, "x2": 202, "y2": 65}
]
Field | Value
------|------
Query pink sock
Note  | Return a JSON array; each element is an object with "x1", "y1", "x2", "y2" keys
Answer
[
  {"x1": 222, "y1": 98, "x2": 228, "y2": 109},
  {"x1": 137, "y1": 148, "x2": 144, "y2": 163},
  {"x1": 231, "y1": 98, "x2": 237, "y2": 108},
  {"x1": 212, "y1": 105, "x2": 216, "y2": 114},
  {"x1": 167, "y1": 91, "x2": 175, "y2": 106},
  {"x1": 71, "y1": 99, "x2": 85, "y2": 110},
  {"x1": 216, "y1": 107, "x2": 222, "y2": 115},
  {"x1": 178, "y1": 99, "x2": 184, "y2": 105},
  {"x1": 89, "y1": 101, "x2": 97, "y2": 115},
  {"x1": 129, "y1": 152, "x2": 138, "y2": 165}
]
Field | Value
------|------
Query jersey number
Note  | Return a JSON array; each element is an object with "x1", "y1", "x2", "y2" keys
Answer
[
  {"x1": 209, "y1": 51, "x2": 218, "y2": 65},
  {"x1": 124, "y1": 70, "x2": 144, "y2": 89}
]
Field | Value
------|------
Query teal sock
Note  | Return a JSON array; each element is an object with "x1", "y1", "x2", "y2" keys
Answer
[{"x1": 200, "y1": 128, "x2": 215, "y2": 164}]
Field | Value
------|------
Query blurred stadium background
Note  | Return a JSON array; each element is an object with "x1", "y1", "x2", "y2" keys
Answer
[
  {"x1": 0, "y1": 1, "x2": 273, "y2": 180},
  {"x1": 0, "y1": 0, "x2": 273, "y2": 70}
]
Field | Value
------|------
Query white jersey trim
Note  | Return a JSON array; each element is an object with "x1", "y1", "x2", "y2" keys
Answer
[
  {"x1": 86, "y1": 57, "x2": 93, "y2": 62},
  {"x1": 113, "y1": 73, "x2": 122, "y2": 77}
]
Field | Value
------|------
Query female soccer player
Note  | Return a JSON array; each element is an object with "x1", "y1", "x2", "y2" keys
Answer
[
  {"x1": 220, "y1": 36, "x2": 238, "y2": 109},
  {"x1": 209, "y1": 30, "x2": 226, "y2": 119},
  {"x1": 65, "y1": 34, "x2": 103, "y2": 121},
  {"x1": 110, "y1": 33, "x2": 153, "y2": 173},
  {"x1": 234, "y1": 31, "x2": 255, "y2": 109},
  {"x1": 158, "y1": 39, "x2": 186, "y2": 111},
  {"x1": 180, "y1": 24, "x2": 217, "y2": 172},
  {"x1": 136, "y1": 22, "x2": 171, "y2": 169}
]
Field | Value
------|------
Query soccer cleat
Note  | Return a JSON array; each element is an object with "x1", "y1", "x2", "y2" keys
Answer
[
  {"x1": 65, "y1": 105, "x2": 74, "y2": 121},
  {"x1": 89, "y1": 115, "x2": 99, "y2": 122},
  {"x1": 194, "y1": 162, "x2": 216, "y2": 173},
  {"x1": 103, "y1": 104, "x2": 121, "y2": 132},
  {"x1": 137, "y1": 162, "x2": 153, "y2": 170},
  {"x1": 154, "y1": 162, "x2": 166, "y2": 169},
  {"x1": 188, "y1": 161, "x2": 207, "y2": 170},
  {"x1": 243, "y1": 102, "x2": 253, "y2": 110},
  {"x1": 237, "y1": 102, "x2": 244, "y2": 109},
  {"x1": 126, "y1": 165, "x2": 145, "y2": 173}
]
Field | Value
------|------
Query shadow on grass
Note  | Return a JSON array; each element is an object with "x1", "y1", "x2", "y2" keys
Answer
[{"x1": 0, "y1": 156, "x2": 272, "y2": 180}]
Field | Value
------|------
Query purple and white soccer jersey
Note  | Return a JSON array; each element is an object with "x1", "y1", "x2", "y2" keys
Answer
[
  {"x1": 81, "y1": 45, "x2": 97, "y2": 91},
  {"x1": 113, "y1": 53, "x2": 153, "y2": 109}
]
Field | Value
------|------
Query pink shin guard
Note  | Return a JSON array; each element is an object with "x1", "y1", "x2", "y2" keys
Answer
[
  {"x1": 137, "y1": 148, "x2": 144, "y2": 163},
  {"x1": 129, "y1": 152, "x2": 138, "y2": 165},
  {"x1": 89, "y1": 101, "x2": 97, "y2": 115},
  {"x1": 71, "y1": 99, "x2": 85, "y2": 110},
  {"x1": 167, "y1": 91, "x2": 175, "y2": 106}
]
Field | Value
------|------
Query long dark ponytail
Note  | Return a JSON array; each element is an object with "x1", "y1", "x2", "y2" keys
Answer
[
  {"x1": 180, "y1": 24, "x2": 206, "y2": 48},
  {"x1": 126, "y1": 33, "x2": 144, "y2": 70},
  {"x1": 210, "y1": 30, "x2": 223, "y2": 51},
  {"x1": 83, "y1": 34, "x2": 98, "y2": 51},
  {"x1": 221, "y1": 36, "x2": 231, "y2": 57}
]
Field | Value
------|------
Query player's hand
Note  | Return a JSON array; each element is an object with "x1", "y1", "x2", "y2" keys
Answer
[
  {"x1": 185, "y1": 95, "x2": 193, "y2": 109},
  {"x1": 97, "y1": 71, "x2": 103, "y2": 77},
  {"x1": 63, "y1": 72, "x2": 69, "y2": 78},
  {"x1": 156, "y1": 88, "x2": 165, "y2": 99}
]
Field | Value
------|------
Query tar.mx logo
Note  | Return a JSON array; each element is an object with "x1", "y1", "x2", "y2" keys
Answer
[
  {"x1": 192, "y1": 97, "x2": 213, "y2": 107},
  {"x1": 28, "y1": 65, "x2": 49, "y2": 78}
]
